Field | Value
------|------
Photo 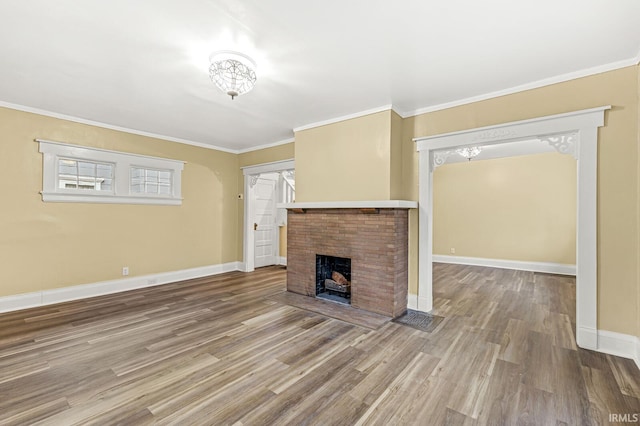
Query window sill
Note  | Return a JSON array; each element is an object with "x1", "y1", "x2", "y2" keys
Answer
[{"x1": 41, "y1": 192, "x2": 183, "y2": 205}]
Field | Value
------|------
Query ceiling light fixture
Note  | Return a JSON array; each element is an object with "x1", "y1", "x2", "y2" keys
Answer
[
  {"x1": 209, "y1": 51, "x2": 257, "y2": 100},
  {"x1": 456, "y1": 146, "x2": 482, "y2": 161}
]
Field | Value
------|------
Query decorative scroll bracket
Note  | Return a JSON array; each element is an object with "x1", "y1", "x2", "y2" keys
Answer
[
  {"x1": 249, "y1": 174, "x2": 260, "y2": 188},
  {"x1": 431, "y1": 150, "x2": 454, "y2": 171},
  {"x1": 539, "y1": 132, "x2": 579, "y2": 159},
  {"x1": 432, "y1": 131, "x2": 579, "y2": 170}
]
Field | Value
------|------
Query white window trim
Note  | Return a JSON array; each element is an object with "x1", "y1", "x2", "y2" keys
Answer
[
  {"x1": 38, "y1": 139, "x2": 185, "y2": 205},
  {"x1": 130, "y1": 166, "x2": 173, "y2": 197}
]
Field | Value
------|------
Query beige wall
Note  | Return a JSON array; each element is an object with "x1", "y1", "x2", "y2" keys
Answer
[
  {"x1": 390, "y1": 110, "x2": 404, "y2": 199},
  {"x1": 295, "y1": 110, "x2": 393, "y2": 201},
  {"x1": 0, "y1": 107, "x2": 240, "y2": 298},
  {"x1": 433, "y1": 153, "x2": 576, "y2": 264},
  {"x1": 238, "y1": 143, "x2": 295, "y2": 169},
  {"x1": 279, "y1": 226, "x2": 287, "y2": 258},
  {"x1": 402, "y1": 66, "x2": 639, "y2": 334},
  {"x1": 3, "y1": 65, "x2": 639, "y2": 338},
  {"x1": 237, "y1": 142, "x2": 295, "y2": 260}
]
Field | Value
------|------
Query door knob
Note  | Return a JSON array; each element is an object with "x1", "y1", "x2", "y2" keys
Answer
[{"x1": 254, "y1": 223, "x2": 258, "y2": 231}]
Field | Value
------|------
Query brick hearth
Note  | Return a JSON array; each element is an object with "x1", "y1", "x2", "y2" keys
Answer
[{"x1": 286, "y1": 208, "x2": 408, "y2": 317}]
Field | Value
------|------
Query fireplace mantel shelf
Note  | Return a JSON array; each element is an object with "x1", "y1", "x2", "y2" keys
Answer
[{"x1": 277, "y1": 200, "x2": 418, "y2": 209}]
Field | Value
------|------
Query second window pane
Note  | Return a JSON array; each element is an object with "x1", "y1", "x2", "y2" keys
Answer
[{"x1": 130, "y1": 167, "x2": 172, "y2": 195}]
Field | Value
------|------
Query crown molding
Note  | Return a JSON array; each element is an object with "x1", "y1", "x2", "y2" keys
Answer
[
  {"x1": 3, "y1": 53, "x2": 636, "y2": 155},
  {"x1": 293, "y1": 104, "x2": 403, "y2": 133},
  {"x1": 237, "y1": 137, "x2": 295, "y2": 154},
  {"x1": 413, "y1": 106, "x2": 610, "y2": 145},
  {"x1": 402, "y1": 57, "x2": 639, "y2": 118},
  {"x1": 0, "y1": 100, "x2": 238, "y2": 154}
]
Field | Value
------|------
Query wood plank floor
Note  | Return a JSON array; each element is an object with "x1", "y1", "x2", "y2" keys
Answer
[{"x1": 1, "y1": 264, "x2": 639, "y2": 425}]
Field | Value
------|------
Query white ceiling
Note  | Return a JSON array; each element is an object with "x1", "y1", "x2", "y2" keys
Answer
[{"x1": 1, "y1": 1, "x2": 639, "y2": 152}]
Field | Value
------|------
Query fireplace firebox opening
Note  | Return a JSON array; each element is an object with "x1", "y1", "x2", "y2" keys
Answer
[{"x1": 316, "y1": 254, "x2": 351, "y2": 305}]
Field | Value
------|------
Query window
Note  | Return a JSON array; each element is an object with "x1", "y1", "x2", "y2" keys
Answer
[
  {"x1": 38, "y1": 139, "x2": 184, "y2": 205},
  {"x1": 131, "y1": 167, "x2": 172, "y2": 195},
  {"x1": 58, "y1": 159, "x2": 114, "y2": 191}
]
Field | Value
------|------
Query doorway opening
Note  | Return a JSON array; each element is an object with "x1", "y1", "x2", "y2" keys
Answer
[
  {"x1": 414, "y1": 106, "x2": 609, "y2": 351},
  {"x1": 242, "y1": 159, "x2": 295, "y2": 272}
]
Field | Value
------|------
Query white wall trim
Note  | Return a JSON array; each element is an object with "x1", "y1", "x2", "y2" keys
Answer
[
  {"x1": 415, "y1": 106, "x2": 609, "y2": 351},
  {"x1": 413, "y1": 106, "x2": 609, "y2": 149},
  {"x1": 433, "y1": 255, "x2": 576, "y2": 276},
  {"x1": 277, "y1": 256, "x2": 287, "y2": 266},
  {"x1": 242, "y1": 160, "x2": 295, "y2": 273},
  {"x1": 0, "y1": 262, "x2": 242, "y2": 314},
  {"x1": 293, "y1": 105, "x2": 400, "y2": 132},
  {"x1": 3, "y1": 55, "x2": 634, "y2": 156},
  {"x1": 237, "y1": 138, "x2": 295, "y2": 154},
  {"x1": 278, "y1": 200, "x2": 418, "y2": 209},
  {"x1": 38, "y1": 139, "x2": 185, "y2": 206},
  {"x1": 407, "y1": 294, "x2": 418, "y2": 310},
  {"x1": 597, "y1": 330, "x2": 640, "y2": 370},
  {"x1": 0, "y1": 100, "x2": 238, "y2": 154},
  {"x1": 241, "y1": 159, "x2": 295, "y2": 175},
  {"x1": 401, "y1": 58, "x2": 637, "y2": 118},
  {"x1": 407, "y1": 291, "x2": 638, "y2": 370},
  {"x1": 40, "y1": 193, "x2": 183, "y2": 205}
]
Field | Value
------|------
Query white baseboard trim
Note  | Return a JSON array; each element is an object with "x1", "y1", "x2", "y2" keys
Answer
[
  {"x1": 577, "y1": 326, "x2": 598, "y2": 351},
  {"x1": 596, "y1": 330, "x2": 640, "y2": 370},
  {"x1": 0, "y1": 261, "x2": 243, "y2": 314},
  {"x1": 433, "y1": 255, "x2": 576, "y2": 276},
  {"x1": 277, "y1": 256, "x2": 287, "y2": 266},
  {"x1": 416, "y1": 296, "x2": 432, "y2": 313},
  {"x1": 407, "y1": 294, "x2": 418, "y2": 310},
  {"x1": 406, "y1": 294, "x2": 638, "y2": 369}
]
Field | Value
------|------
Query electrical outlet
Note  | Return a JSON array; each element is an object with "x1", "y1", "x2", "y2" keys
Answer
[
  {"x1": 450, "y1": 248, "x2": 456, "y2": 254},
  {"x1": 122, "y1": 266, "x2": 129, "y2": 276}
]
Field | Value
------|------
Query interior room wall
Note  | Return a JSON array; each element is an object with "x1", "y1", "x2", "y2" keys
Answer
[
  {"x1": 433, "y1": 152, "x2": 576, "y2": 264},
  {"x1": 294, "y1": 110, "x2": 393, "y2": 202},
  {"x1": 402, "y1": 65, "x2": 639, "y2": 335},
  {"x1": 279, "y1": 227, "x2": 287, "y2": 258},
  {"x1": 0, "y1": 107, "x2": 240, "y2": 298},
  {"x1": 237, "y1": 142, "x2": 295, "y2": 261},
  {"x1": 390, "y1": 110, "x2": 404, "y2": 199}
]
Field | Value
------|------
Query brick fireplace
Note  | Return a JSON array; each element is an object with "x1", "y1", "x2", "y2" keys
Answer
[{"x1": 285, "y1": 205, "x2": 412, "y2": 318}]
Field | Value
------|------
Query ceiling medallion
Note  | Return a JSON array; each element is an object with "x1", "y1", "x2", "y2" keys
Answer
[{"x1": 209, "y1": 51, "x2": 257, "y2": 100}]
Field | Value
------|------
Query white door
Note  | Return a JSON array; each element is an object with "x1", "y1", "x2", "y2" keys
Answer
[{"x1": 253, "y1": 174, "x2": 278, "y2": 268}]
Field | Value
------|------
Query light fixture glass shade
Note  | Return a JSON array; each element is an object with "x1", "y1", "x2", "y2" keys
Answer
[
  {"x1": 209, "y1": 51, "x2": 257, "y2": 99},
  {"x1": 456, "y1": 146, "x2": 482, "y2": 161}
]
